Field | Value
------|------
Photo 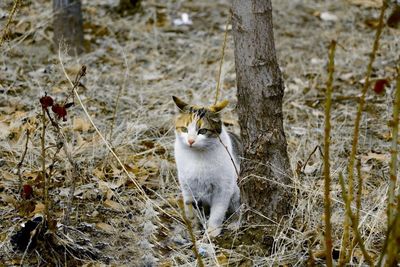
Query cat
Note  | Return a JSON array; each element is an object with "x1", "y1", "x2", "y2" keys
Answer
[{"x1": 172, "y1": 96, "x2": 241, "y2": 237}]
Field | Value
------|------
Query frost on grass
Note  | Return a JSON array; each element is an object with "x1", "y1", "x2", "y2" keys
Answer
[{"x1": 0, "y1": 0, "x2": 399, "y2": 266}]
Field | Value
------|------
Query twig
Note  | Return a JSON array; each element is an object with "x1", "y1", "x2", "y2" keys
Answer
[
  {"x1": 57, "y1": 60, "x2": 185, "y2": 229},
  {"x1": 323, "y1": 40, "x2": 336, "y2": 267},
  {"x1": 56, "y1": 55, "x2": 184, "y2": 224},
  {"x1": 338, "y1": 173, "x2": 374, "y2": 266},
  {"x1": 217, "y1": 135, "x2": 239, "y2": 176},
  {"x1": 16, "y1": 129, "x2": 30, "y2": 190},
  {"x1": 58, "y1": 57, "x2": 147, "y2": 198},
  {"x1": 44, "y1": 99, "x2": 81, "y2": 226},
  {"x1": 214, "y1": 12, "x2": 231, "y2": 105},
  {"x1": 0, "y1": 0, "x2": 21, "y2": 48},
  {"x1": 63, "y1": 150, "x2": 79, "y2": 227},
  {"x1": 41, "y1": 107, "x2": 49, "y2": 220},
  {"x1": 178, "y1": 200, "x2": 205, "y2": 267},
  {"x1": 340, "y1": 2, "x2": 388, "y2": 264},
  {"x1": 302, "y1": 145, "x2": 323, "y2": 173},
  {"x1": 62, "y1": 65, "x2": 86, "y2": 106},
  {"x1": 109, "y1": 48, "x2": 129, "y2": 141}
]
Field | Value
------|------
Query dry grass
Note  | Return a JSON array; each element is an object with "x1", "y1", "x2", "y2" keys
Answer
[{"x1": 0, "y1": 0, "x2": 399, "y2": 266}]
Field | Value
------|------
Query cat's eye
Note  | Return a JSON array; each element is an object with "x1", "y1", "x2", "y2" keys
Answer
[
  {"x1": 198, "y1": 128, "x2": 208, "y2": 135},
  {"x1": 180, "y1": 127, "x2": 188, "y2": 133}
]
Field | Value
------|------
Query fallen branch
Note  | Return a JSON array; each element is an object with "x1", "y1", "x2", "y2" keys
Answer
[{"x1": 16, "y1": 129, "x2": 30, "y2": 191}]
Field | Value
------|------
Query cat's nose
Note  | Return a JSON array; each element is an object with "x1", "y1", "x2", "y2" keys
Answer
[{"x1": 188, "y1": 139, "x2": 195, "y2": 146}]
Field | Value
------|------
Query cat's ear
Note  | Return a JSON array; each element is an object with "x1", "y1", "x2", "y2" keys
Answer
[
  {"x1": 172, "y1": 96, "x2": 188, "y2": 111},
  {"x1": 210, "y1": 100, "x2": 229, "y2": 113}
]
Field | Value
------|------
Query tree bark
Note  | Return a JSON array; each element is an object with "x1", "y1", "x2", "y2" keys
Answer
[
  {"x1": 231, "y1": 0, "x2": 292, "y2": 225},
  {"x1": 53, "y1": 0, "x2": 84, "y2": 55}
]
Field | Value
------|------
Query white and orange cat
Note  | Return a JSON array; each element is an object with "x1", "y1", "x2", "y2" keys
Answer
[{"x1": 172, "y1": 96, "x2": 241, "y2": 237}]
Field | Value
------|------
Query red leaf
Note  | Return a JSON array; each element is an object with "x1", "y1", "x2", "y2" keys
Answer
[
  {"x1": 39, "y1": 95, "x2": 54, "y2": 109},
  {"x1": 374, "y1": 79, "x2": 389, "y2": 95},
  {"x1": 51, "y1": 104, "x2": 67, "y2": 121},
  {"x1": 21, "y1": 184, "x2": 33, "y2": 200}
]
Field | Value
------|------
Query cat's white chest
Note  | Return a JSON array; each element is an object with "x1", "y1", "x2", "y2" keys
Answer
[
  {"x1": 174, "y1": 131, "x2": 238, "y2": 204},
  {"x1": 175, "y1": 137, "x2": 235, "y2": 176}
]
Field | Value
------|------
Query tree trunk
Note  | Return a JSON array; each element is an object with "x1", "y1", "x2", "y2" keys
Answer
[
  {"x1": 53, "y1": 0, "x2": 84, "y2": 55},
  {"x1": 231, "y1": 0, "x2": 292, "y2": 228},
  {"x1": 117, "y1": 0, "x2": 142, "y2": 15}
]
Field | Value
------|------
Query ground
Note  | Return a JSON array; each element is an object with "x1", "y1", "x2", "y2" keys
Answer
[{"x1": 0, "y1": 0, "x2": 399, "y2": 266}]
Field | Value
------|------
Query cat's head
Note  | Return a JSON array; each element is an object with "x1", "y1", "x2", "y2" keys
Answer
[{"x1": 172, "y1": 96, "x2": 228, "y2": 149}]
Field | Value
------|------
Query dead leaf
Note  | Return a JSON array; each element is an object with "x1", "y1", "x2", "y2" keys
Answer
[
  {"x1": 104, "y1": 199, "x2": 124, "y2": 212},
  {"x1": 93, "y1": 168, "x2": 105, "y2": 180},
  {"x1": 339, "y1": 72, "x2": 355, "y2": 82},
  {"x1": 14, "y1": 21, "x2": 31, "y2": 35},
  {"x1": 2, "y1": 171, "x2": 14, "y2": 181},
  {"x1": 143, "y1": 72, "x2": 164, "y2": 81},
  {"x1": 31, "y1": 202, "x2": 45, "y2": 215},
  {"x1": 320, "y1": 12, "x2": 338, "y2": 22},
  {"x1": 347, "y1": 0, "x2": 382, "y2": 8},
  {"x1": 96, "y1": 222, "x2": 114, "y2": 234},
  {"x1": 303, "y1": 162, "x2": 320, "y2": 175},
  {"x1": 361, "y1": 152, "x2": 390, "y2": 163},
  {"x1": 365, "y1": 18, "x2": 380, "y2": 28},
  {"x1": 0, "y1": 122, "x2": 10, "y2": 139},
  {"x1": 217, "y1": 252, "x2": 229, "y2": 265},
  {"x1": 73, "y1": 117, "x2": 90, "y2": 131},
  {"x1": 0, "y1": 193, "x2": 16, "y2": 206}
]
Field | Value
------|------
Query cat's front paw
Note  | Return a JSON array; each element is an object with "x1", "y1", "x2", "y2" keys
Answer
[{"x1": 206, "y1": 226, "x2": 222, "y2": 238}]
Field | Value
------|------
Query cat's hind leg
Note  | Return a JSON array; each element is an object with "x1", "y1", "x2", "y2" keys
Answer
[{"x1": 228, "y1": 186, "x2": 240, "y2": 214}]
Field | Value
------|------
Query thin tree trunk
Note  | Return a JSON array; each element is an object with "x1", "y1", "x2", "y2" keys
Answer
[
  {"x1": 232, "y1": 0, "x2": 292, "y2": 226},
  {"x1": 53, "y1": 0, "x2": 84, "y2": 55}
]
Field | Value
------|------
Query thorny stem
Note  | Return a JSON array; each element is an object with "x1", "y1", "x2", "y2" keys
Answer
[
  {"x1": 340, "y1": 2, "x2": 387, "y2": 264},
  {"x1": 377, "y1": 209, "x2": 400, "y2": 267},
  {"x1": 338, "y1": 173, "x2": 374, "y2": 266},
  {"x1": 388, "y1": 68, "x2": 400, "y2": 228},
  {"x1": 348, "y1": 160, "x2": 363, "y2": 256},
  {"x1": 178, "y1": 200, "x2": 205, "y2": 267},
  {"x1": 356, "y1": 160, "x2": 362, "y2": 227},
  {"x1": 0, "y1": 0, "x2": 21, "y2": 48},
  {"x1": 47, "y1": 142, "x2": 63, "y2": 181},
  {"x1": 385, "y1": 68, "x2": 400, "y2": 265},
  {"x1": 323, "y1": 40, "x2": 336, "y2": 267},
  {"x1": 17, "y1": 129, "x2": 30, "y2": 190},
  {"x1": 214, "y1": 12, "x2": 231, "y2": 105},
  {"x1": 44, "y1": 106, "x2": 79, "y2": 226}
]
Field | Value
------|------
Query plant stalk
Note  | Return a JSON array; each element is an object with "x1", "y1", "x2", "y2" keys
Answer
[
  {"x1": 41, "y1": 107, "x2": 49, "y2": 220},
  {"x1": 339, "y1": 2, "x2": 387, "y2": 264},
  {"x1": 323, "y1": 40, "x2": 336, "y2": 267}
]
